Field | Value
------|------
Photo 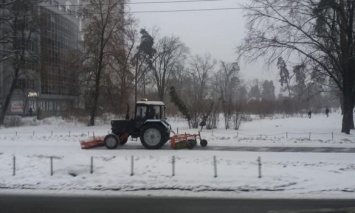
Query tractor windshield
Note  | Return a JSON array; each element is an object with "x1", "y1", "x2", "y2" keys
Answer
[{"x1": 136, "y1": 104, "x2": 165, "y2": 120}]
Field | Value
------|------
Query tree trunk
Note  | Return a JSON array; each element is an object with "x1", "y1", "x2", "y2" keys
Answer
[
  {"x1": 339, "y1": 93, "x2": 344, "y2": 115},
  {"x1": 351, "y1": 111, "x2": 355, "y2": 130},
  {"x1": 0, "y1": 68, "x2": 20, "y2": 126},
  {"x1": 89, "y1": 86, "x2": 99, "y2": 126},
  {"x1": 134, "y1": 57, "x2": 138, "y2": 104},
  {"x1": 158, "y1": 88, "x2": 164, "y2": 102},
  {"x1": 88, "y1": 50, "x2": 104, "y2": 126},
  {"x1": 341, "y1": 95, "x2": 354, "y2": 134}
]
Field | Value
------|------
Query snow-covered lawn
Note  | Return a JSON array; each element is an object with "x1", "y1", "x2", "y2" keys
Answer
[{"x1": 0, "y1": 112, "x2": 354, "y2": 198}]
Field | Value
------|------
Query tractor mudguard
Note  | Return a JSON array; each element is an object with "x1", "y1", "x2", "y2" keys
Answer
[{"x1": 143, "y1": 120, "x2": 171, "y2": 131}]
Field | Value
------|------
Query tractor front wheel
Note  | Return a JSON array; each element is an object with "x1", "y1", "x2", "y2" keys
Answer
[
  {"x1": 104, "y1": 134, "x2": 119, "y2": 149},
  {"x1": 140, "y1": 124, "x2": 166, "y2": 149}
]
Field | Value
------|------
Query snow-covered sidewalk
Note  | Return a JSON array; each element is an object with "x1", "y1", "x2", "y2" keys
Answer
[{"x1": 0, "y1": 150, "x2": 354, "y2": 198}]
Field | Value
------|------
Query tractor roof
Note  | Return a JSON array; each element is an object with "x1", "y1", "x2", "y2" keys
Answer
[{"x1": 136, "y1": 101, "x2": 165, "y2": 106}]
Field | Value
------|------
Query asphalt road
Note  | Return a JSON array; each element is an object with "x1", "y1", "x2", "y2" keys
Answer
[
  {"x1": 1, "y1": 194, "x2": 355, "y2": 213},
  {"x1": 117, "y1": 144, "x2": 355, "y2": 153},
  {"x1": 199, "y1": 146, "x2": 355, "y2": 153}
]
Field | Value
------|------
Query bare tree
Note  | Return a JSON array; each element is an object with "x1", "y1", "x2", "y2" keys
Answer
[
  {"x1": 82, "y1": 0, "x2": 123, "y2": 126},
  {"x1": 150, "y1": 35, "x2": 189, "y2": 102},
  {"x1": 238, "y1": 0, "x2": 355, "y2": 134},
  {"x1": 104, "y1": 14, "x2": 137, "y2": 113},
  {"x1": 214, "y1": 61, "x2": 240, "y2": 129},
  {"x1": 187, "y1": 54, "x2": 216, "y2": 128},
  {"x1": 0, "y1": 0, "x2": 40, "y2": 126}
]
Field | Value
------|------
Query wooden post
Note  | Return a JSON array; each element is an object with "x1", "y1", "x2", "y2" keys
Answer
[
  {"x1": 93, "y1": 132, "x2": 95, "y2": 138},
  {"x1": 177, "y1": 128, "x2": 179, "y2": 134},
  {"x1": 130, "y1": 156, "x2": 134, "y2": 176},
  {"x1": 172, "y1": 155, "x2": 175, "y2": 176},
  {"x1": 213, "y1": 156, "x2": 217, "y2": 178},
  {"x1": 50, "y1": 156, "x2": 53, "y2": 176},
  {"x1": 286, "y1": 132, "x2": 288, "y2": 139},
  {"x1": 13, "y1": 155, "x2": 16, "y2": 176},
  {"x1": 15, "y1": 131, "x2": 17, "y2": 136},
  {"x1": 90, "y1": 156, "x2": 93, "y2": 174},
  {"x1": 257, "y1": 157, "x2": 262, "y2": 178}
]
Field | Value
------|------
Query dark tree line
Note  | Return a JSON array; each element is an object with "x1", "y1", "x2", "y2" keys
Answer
[{"x1": 238, "y1": 0, "x2": 355, "y2": 134}]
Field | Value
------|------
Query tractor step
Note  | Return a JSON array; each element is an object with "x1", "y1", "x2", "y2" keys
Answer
[{"x1": 131, "y1": 137, "x2": 138, "y2": 141}]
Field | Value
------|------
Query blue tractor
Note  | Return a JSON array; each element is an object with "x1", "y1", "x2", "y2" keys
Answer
[{"x1": 103, "y1": 100, "x2": 171, "y2": 149}]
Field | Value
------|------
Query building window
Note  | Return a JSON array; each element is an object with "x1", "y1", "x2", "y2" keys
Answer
[
  {"x1": 56, "y1": 101, "x2": 61, "y2": 110},
  {"x1": 49, "y1": 101, "x2": 53, "y2": 111},
  {"x1": 29, "y1": 79, "x2": 35, "y2": 89},
  {"x1": 16, "y1": 79, "x2": 26, "y2": 89}
]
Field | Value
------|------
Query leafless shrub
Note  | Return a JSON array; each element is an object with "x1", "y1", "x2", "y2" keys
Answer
[{"x1": 3, "y1": 116, "x2": 23, "y2": 127}]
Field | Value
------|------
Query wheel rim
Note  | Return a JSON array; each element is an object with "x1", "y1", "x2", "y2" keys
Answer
[
  {"x1": 106, "y1": 136, "x2": 117, "y2": 148},
  {"x1": 143, "y1": 128, "x2": 162, "y2": 146}
]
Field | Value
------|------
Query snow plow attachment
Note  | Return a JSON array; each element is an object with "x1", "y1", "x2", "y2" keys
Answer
[
  {"x1": 170, "y1": 132, "x2": 208, "y2": 149},
  {"x1": 80, "y1": 136, "x2": 105, "y2": 149}
]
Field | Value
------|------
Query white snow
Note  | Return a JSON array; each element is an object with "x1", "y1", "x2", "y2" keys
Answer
[{"x1": 0, "y1": 112, "x2": 355, "y2": 198}]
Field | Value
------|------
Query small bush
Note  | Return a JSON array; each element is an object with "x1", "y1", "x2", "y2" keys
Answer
[{"x1": 4, "y1": 116, "x2": 23, "y2": 127}]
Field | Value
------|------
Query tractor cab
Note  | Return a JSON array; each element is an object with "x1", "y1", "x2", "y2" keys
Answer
[{"x1": 135, "y1": 101, "x2": 166, "y2": 122}]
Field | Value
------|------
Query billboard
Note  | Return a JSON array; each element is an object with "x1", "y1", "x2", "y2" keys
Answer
[{"x1": 11, "y1": 100, "x2": 24, "y2": 113}]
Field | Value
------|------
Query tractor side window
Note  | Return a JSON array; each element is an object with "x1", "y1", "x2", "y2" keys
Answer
[
  {"x1": 146, "y1": 106, "x2": 161, "y2": 119},
  {"x1": 136, "y1": 106, "x2": 147, "y2": 120}
]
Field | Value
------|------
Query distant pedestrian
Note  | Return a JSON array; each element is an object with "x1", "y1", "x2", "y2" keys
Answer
[
  {"x1": 29, "y1": 107, "x2": 33, "y2": 116},
  {"x1": 308, "y1": 110, "x2": 312, "y2": 119},
  {"x1": 325, "y1": 108, "x2": 330, "y2": 117}
]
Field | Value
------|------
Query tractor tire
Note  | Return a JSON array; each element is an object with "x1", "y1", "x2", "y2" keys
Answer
[
  {"x1": 200, "y1": 139, "x2": 208, "y2": 147},
  {"x1": 104, "y1": 134, "x2": 119, "y2": 149},
  {"x1": 140, "y1": 124, "x2": 166, "y2": 149}
]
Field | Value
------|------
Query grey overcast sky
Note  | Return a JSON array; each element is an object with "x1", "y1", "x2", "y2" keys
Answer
[{"x1": 128, "y1": 0, "x2": 280, "y2": 90}]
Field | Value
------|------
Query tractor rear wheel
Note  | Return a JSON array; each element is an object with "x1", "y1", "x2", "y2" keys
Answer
[
  {"x1": 104, "y1": 134, "x2": 119, "y2": 149},
  {"x1": 140, "y1": 124, "x2": 166, "y2": 149}
]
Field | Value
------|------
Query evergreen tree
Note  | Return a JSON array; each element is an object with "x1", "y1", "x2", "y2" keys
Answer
[{"x1": 169, "y1": 86, "x2": 191, "y2": 127}]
